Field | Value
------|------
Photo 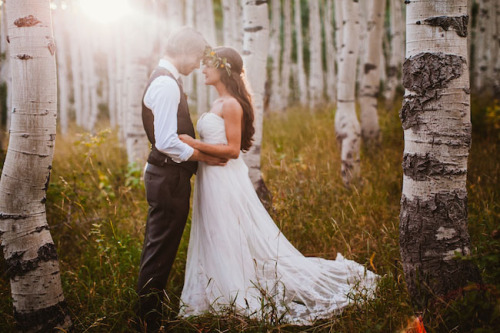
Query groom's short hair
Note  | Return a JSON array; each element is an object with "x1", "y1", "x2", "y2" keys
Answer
[{"x1": 165, "y1": 27, "x2": 208, "y2": 58}]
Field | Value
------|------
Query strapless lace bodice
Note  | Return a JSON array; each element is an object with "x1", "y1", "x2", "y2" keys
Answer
[{"x1": 197, "y1": 112, "x2": 227, "y2": 145}]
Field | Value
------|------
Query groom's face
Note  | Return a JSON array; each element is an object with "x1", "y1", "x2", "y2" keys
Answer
[{"x1": 178, "y1": 53, "x2": 204, "y2": 76}]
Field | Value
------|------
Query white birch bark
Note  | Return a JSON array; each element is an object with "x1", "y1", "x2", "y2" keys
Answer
[
  {"x1": 384, "y1": 0, "x2": 405, "y2": 104},
  {"x1": 484, "y1": 0, "x2": 496, "y2": 93},
  {"x1": 400, "y1": 0, "x2": 480, "y2": 310},
  {"x1": 124, "y1": 7, "x2": 153, "y2": 165},
  {"x1": 324, "y1": 0, "x2": 337, "y2": 104},
  {"x1": 268, "y1": 0, "x2": 282, "y2": 111},
  {"x1": 185, "y1": 0, "x2": 194, "y2": 30},
  {"x1": 1, "y1": 1, "x2": 12, "y2": 130},
  {"x1": 116, "y1": 24, "x2": 127, "y2": 140},
  {"x1": 359, "y1": 0, "x2": 386, "y2": 143},
  {"x1": 183, "y1": 0, "x2": 195, "y2": 101},
  {"x1": 242, "y1": 0, "x2": 272, "y2": 205},
  {"x1": 195, "y1": 0, "x2": 217, "y2": 113},
  {"x1": 494, "y1": 0, "x2": 500, "y2": 94},
  {"x1": 82, "y1": 31, "x2": 99, "y2": 131},
  {"x1": 356, "y1": 0, "x2": 369, "y2": 91},
  {"x1": 308, "y1": 0, "x2": 324, "y2": 109},
  {"x1": 334, "y1": 0, "x2": 343, "y2": 67},
  {"x1": 53, "y1": 2, "x2": 69, "y2": 134},
  {"x1": 335, "y1": 0, "x2": 361, "y2": 186},
  {"x1": 0, "y1": 1, "x2": 71, "y2": 330},
  {"x1": 222, "y1": 0, "x2": 243, "y2": 52},
  {"x1": 473, "y1": 0, "x2": 492, "y2": 91},
  {"x1": 293, "y1": 0, "x2": 308, "y2": 106},
  {"x1": 107, "y1": 27, "x2": 118, "y2": 128},
  {"x1": 166, "y1": 0, "x2": 184, "y2": 29},
  {"x1": 69, "y1": 5, "x2": 83, "y2": 127},
  {"x1": 280, "y1": 0, "x2": 292, "y2": 110}
]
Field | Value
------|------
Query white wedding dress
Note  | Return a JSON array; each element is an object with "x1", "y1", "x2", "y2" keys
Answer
[{"x1": 179, "y1": 112, "x2": 378, "y2": 324}]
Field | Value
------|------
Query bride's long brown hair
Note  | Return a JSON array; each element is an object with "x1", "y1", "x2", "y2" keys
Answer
[{"x1": 212, "y1": 47, "x2": 255, "y2": 152}]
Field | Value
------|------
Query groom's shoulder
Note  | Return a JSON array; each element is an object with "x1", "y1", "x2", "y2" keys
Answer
[
  {"x1": 150, "y1": 74, "x2": 179, "y2": 91},
  {"x1": 146, "y1": 75, "x2": 181, "y2": 102}
]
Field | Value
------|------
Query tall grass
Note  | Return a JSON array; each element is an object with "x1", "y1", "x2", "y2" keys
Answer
[{"x1": 0, "y1": 99, "x2": 498, "y2": 332}]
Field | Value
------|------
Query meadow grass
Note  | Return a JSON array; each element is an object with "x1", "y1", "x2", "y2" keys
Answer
[{"x1": 0, "y1": 99, "x2": 498, "y2": 332}]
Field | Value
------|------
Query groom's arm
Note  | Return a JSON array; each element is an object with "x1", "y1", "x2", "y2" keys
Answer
[
  {"x1": 144, "y1": 76, "x2": 194, "y2": 163},
  {"x1": 189, "y1": 149, "x2": 227, "y2": 166}
]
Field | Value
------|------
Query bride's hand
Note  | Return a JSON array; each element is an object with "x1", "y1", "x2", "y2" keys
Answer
[{"x1": 179, "y1": 134, "x2": 196, "y2": 147}]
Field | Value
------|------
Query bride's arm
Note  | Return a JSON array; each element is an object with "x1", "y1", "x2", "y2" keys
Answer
[{"x1": 180, "y1": 99, "x2": 243, "y2": 159}]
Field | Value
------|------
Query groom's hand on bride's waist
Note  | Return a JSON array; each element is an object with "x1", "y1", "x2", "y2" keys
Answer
[{"x1": 190, "y1": 149, "x2": 228, "y2": 166}]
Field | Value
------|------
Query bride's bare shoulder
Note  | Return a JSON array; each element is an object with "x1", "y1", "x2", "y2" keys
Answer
[{"x1": 222, "y1": 97, "x2": 243, "y2": 117}]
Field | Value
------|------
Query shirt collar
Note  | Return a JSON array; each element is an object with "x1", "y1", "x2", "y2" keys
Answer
[{"x1": 158, "y1": 59, "x2": 180, "y2": 80}]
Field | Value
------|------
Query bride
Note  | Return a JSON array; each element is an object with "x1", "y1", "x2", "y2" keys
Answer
[{"x1": 178, "y1": 47, "x2": 378, "y2": 324}]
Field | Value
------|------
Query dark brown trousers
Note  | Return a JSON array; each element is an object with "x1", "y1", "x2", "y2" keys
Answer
[{"x1": 136, "y1": 163, "x2": 192, "y2": 331}]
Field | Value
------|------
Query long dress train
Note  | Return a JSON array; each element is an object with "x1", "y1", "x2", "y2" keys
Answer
[{"x1": 179, "y1": 112, "x2": 378, "y2": 325}]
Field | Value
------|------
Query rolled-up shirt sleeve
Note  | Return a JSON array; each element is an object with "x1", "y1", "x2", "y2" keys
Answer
[{"x1": 143, "y1": 76, "x2": 194, "y2": 163}]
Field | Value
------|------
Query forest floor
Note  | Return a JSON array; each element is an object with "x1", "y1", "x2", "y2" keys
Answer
[{"x1": 0, "y1": 99, "x2": 499, "y2": 332}]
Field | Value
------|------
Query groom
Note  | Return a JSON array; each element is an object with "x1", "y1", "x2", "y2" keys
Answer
[{"x1": 136, "y1": 27, "x2": 225, "y2": 332}]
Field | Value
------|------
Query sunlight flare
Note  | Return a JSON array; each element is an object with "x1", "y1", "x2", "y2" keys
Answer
[{"x1": 78, "y1": 0, "x2": 132, "y2": 23}]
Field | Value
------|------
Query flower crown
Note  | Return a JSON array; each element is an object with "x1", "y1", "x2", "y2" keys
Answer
[{"x1": 203, "y1": 46, "x2": 232, "y2": 76}]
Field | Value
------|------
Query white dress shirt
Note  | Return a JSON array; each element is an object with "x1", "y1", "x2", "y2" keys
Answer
[{"x1": 143, "y1": 59, "x2": 194, "y2": 163}]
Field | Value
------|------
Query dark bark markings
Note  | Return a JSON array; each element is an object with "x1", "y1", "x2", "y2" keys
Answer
[
  {"x1": 400, "y1": 52, "x2": 465, "y2": 129},
  {"x1": 422, "y1": 15, "x2": 469, "y2": 37},
  {"x1": 244, "y1": 26, "x2": 264, "y2": 32},
  {"x1": 6, "y1": 243, "x2": 59, "y2": 278},
  {"x1": 14, "y1": 301, "x2": 69, "y2": 332},
  {"x1": 386, "y1": 65, "x2": 398, "y2": 79},
  {"x1": 14, "y1": 15, "x2": 41, "y2": 27},
  {"x1": 402, "y1": 153, "x2": 467, "y2": 181},
  {"x1": 400, "y1": 193, "x2": 481, "y2": 309},
  {"x1": 364, "y1": 63, "x2": 377, "y2": 74}
]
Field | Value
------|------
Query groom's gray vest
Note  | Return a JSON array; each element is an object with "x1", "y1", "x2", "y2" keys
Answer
[{"x1": 142, "y1": 67, "x2": 198, "y2": 175}]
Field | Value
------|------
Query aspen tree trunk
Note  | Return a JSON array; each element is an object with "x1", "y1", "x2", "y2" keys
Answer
[
  {"x1": 280, "y1": 0, "x2": 292, "y2": 110},
  {"x1": 53, "y1": 2, "x2": 69, "y2": 134},
  {"x1": 400, "y1": 0, "x2": 481, "y2": 311},
  {"x1": 356, "y1": 0, "x2": 369, "y2": 91},
  {"x1": 166, "y1": 0, "x2": 184, "y2": 30},
  {"x1": 117, "y1": 25, "x2": 127, "y2": 140},
  {"x1": 69, "y1": 4, "x2": 83, "y2": 127},
  {"x1": 107, "y1": 27, "x2": 118, "y2": 128},
  {"x1": 293, "y1": 0, "x2": 308, "y2": 106},
  {"x1": 1, "y1": 1, "x2": 12, "y2": 130},
  {"x1": 0, "y1": 1, "x2": 71, "y2": 331},
  {"x1": 242, "y1": 0, "x2": 272, "y2": 206},
  {"x1": 308, "y1": 0, "x2": 324, "y2": 109},
  {"x1": 384, "y1": 0, "x2": 404, "y2": 104},
  {"x1": 0, "y1": 3, "x2": 5, "y2": 134},
  {"x1": 80, "y1": 28, "x2": 91, "y2": 129},
  {"x1": 359, "y1": 0, "x2": 386, "y2": 144},
  {"x1": 483, "y1": 0, "x2": 496, "y2": 94},
  {"x1": 335, "y1": 0, "x2": 361, "y2": 187},
  {"x1": 324, "y1": 0, "x2": 337, "y2": 104},
  {"x1": 184, "y1": 0, "x2": 195, "y2": 101},
  {"x1": 124, "y1": 7, "x2": 152, "y2": 165},
  {"x1": 268, "y1": 0, "x2": 282, "y2": 111},
  {"x1": 195, "y1": 0, "x2": 216, "y2": 113},
  {"x1": 82, "y1": 32, "x2": 99, "y2": 131},
  {"x1": 473, "y1": 0, "x2": 492, "y2": 92},
  {"x1": 222, "y1": 0, "x2": 234, "y2": 46},
  {"x1": 222, "y1": 0, "x2": 243, "y2": 52},
  {"x1": 334, "y1": 0, "x2": 343, "y2": 68},
  {"x1": 494, "y1": 0, "x2": 500, "y2": 95}
]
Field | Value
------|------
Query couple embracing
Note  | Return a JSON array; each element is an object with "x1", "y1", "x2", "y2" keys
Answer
[{"x1": 135, "y1": 27, "x2": 378, "y2": 332}]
